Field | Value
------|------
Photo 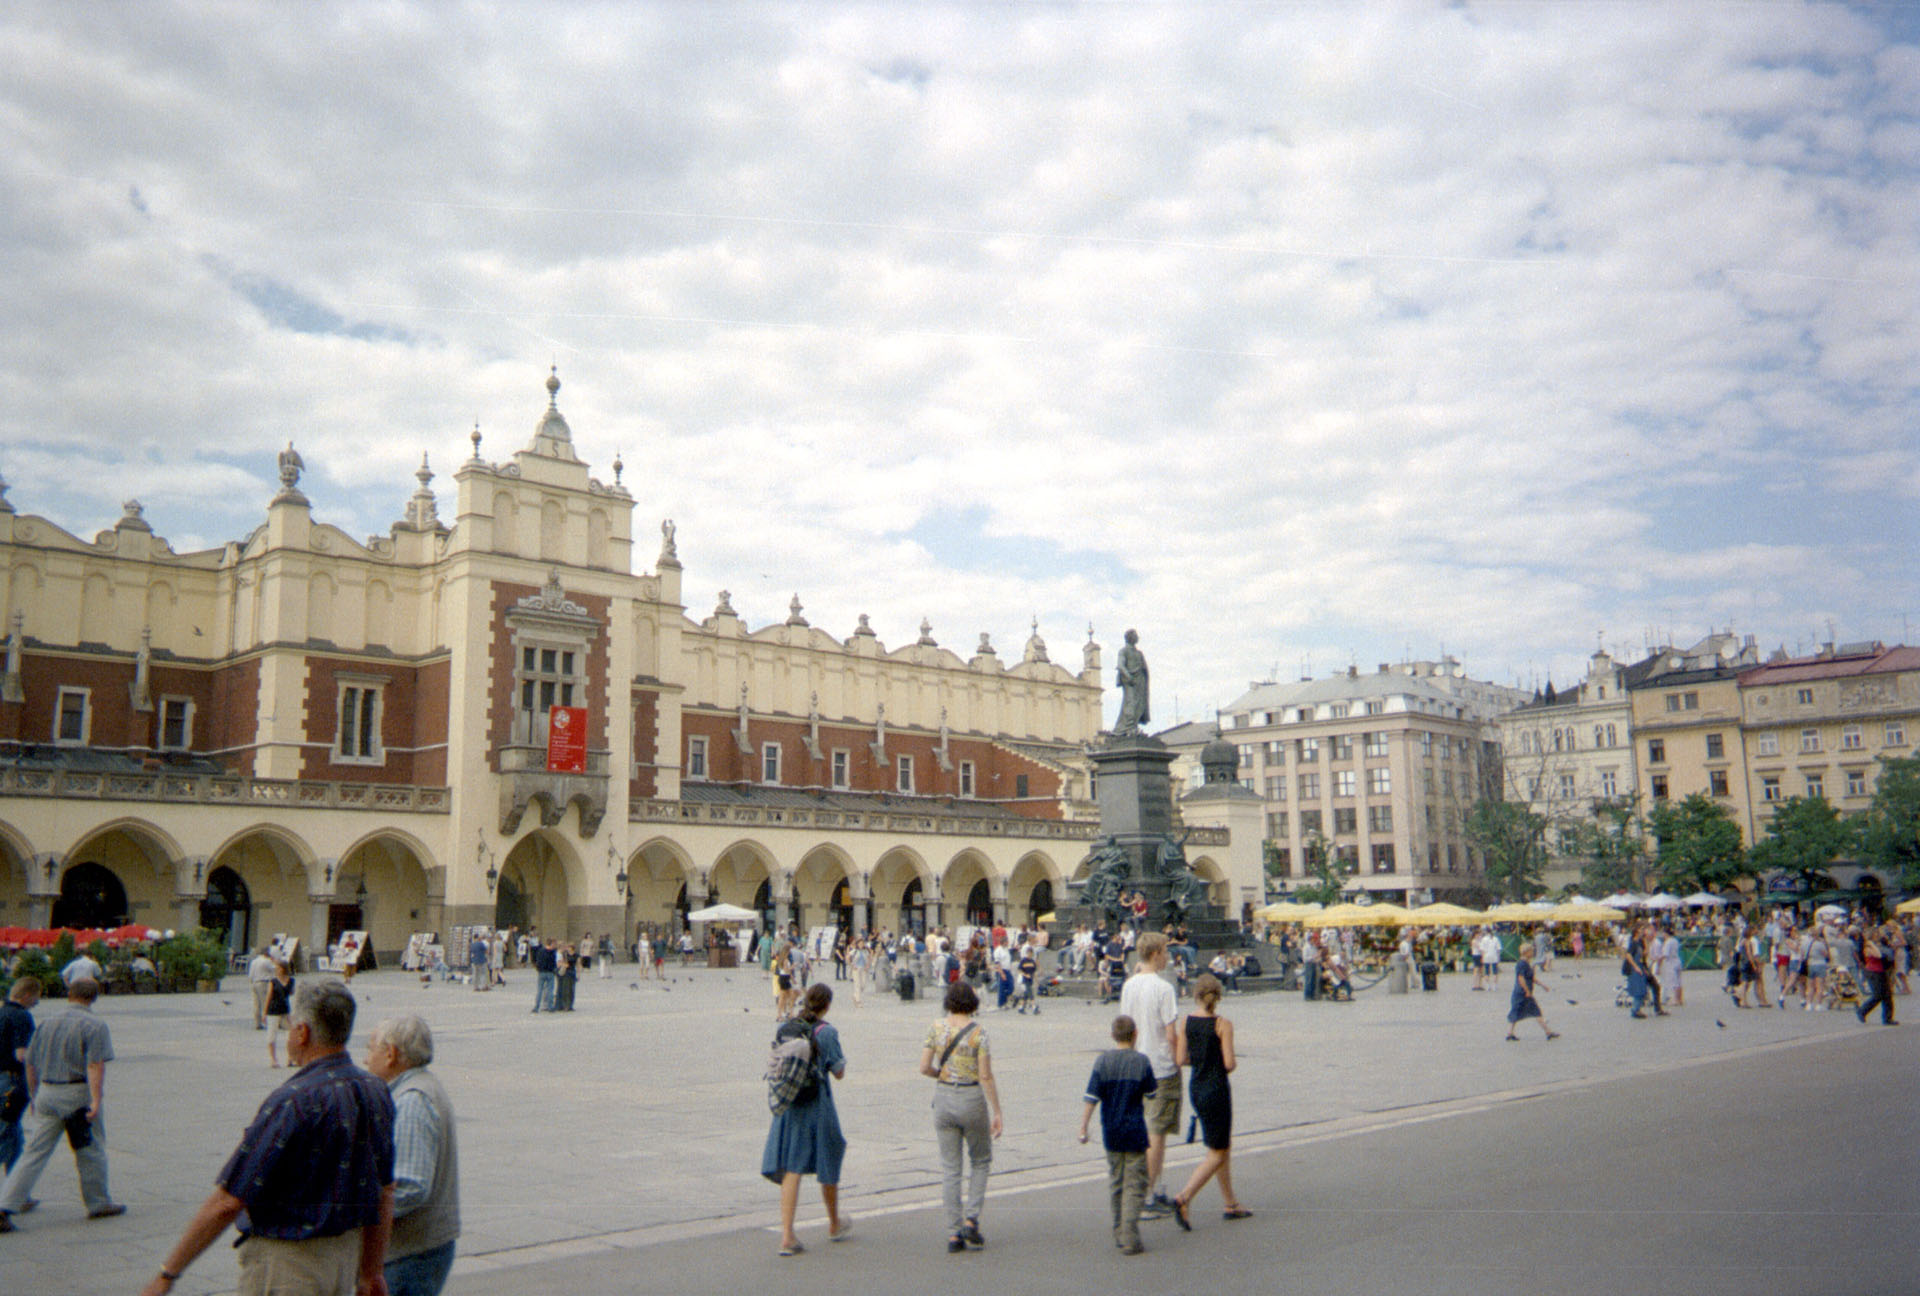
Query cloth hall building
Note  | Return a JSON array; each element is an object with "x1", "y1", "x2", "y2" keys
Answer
[{"x1": 0, "y1": 372, "x2": 1244, "y2": 965}]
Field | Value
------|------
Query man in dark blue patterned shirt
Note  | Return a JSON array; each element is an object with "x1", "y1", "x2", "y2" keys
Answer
[{"x1": 142, "y1": 980, "x2": 396, "y2": 1296}]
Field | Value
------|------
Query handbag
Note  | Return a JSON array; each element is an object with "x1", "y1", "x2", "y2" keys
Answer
[
  {"x1": 64, "y1": 1107, "x2": 93, "y2": 1150},
  {"x1": 934, "y1": 1022, "x2": 978, "y2": 1082}
]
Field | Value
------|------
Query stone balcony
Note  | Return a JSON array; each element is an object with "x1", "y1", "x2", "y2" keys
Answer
[
  {"x1": 0, "y1": 764, "x2": 450, "y2": 812},
  {"x1": 630, "y1": 795, "x2": 1229, "y2": 847},
  {"x1": 496, "y1": 744, "x2": 609, "y2": 836}
]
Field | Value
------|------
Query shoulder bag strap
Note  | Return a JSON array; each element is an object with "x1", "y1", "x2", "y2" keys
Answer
[{"x1": 935, "y1": 1021, "x2": 978, "y2": 1080}]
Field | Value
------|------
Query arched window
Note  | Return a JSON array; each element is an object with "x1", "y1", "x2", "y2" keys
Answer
[
  {"x1": 1551, "y1": 730, "x2": 1562, "y2": 752},
  {"x1": 200, "y1": 865, "x2": 253, "y2": 954},
  {"x1": 1606, "y1": 723, "x2": 1617, "y2": 747},
  {"x1": 965, "y1": 879, "x2": 993, "y2": 926},
  {"x1": 51, "y1": 862, "x2": 129, "y2": 931}
]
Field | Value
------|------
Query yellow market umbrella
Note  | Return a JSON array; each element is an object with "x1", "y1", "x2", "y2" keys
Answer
[
  {"x1": 1306, "y1": 902, "x2": 1408, "y2": 928},
  {"x1": 1035, "y1": 912, "x2": 1057, "y2": 925},
  {"x1": 1255, "y1": 901, "x2": 1322, "y2": 922},
  {"x1": 1895, "y1": 897, "x2": 1920, "y2": 916},
  {"x1": 1549, "y1": 903, "x2": 1631, "y2": 924},
  {"x1": 1481, "y1": 903, "x2": 1550, "y2": 923},
  {"x1": 1404, "y1": 902, "x2": 1484, "y2": 927}
]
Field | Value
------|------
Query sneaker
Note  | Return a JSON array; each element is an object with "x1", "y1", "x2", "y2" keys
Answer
[
  {"x1": 1121, "y1": 1241, "x2": 1146, "y2": 1255},
  {"x1": 87, "y1": 1203, "x2": 127, "y2": 1220},
  {"x1": 0, "y1": 1213, "x2": 12, "y2": 1234},
  {"x1": 960, "y1": 1218, "x2": 983, "y2": 1247}
]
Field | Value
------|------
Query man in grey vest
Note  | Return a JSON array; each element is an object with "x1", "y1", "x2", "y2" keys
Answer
[{"x1": 366, "y1": 1015, "x2": 460, "y2": 1296}]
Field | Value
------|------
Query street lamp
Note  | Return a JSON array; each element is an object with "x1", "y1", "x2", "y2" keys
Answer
[
  {"x1": 477, "y1": 831, "x2": 498, "y2": 895},
  {"x1": 608, "y1": 840, "x2": 628, "y2": 899}
]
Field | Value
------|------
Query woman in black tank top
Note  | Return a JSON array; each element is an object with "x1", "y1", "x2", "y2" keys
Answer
[{"x1": 1170, "y1": 974, "x2": 1251, "y2": 1226}]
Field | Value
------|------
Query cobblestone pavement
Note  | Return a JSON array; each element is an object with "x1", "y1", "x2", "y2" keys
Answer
[{"x1": 1, "y1": 957, "x2": 1899, "y2": 1295}]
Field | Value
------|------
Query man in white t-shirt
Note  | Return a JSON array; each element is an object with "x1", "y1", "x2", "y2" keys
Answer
[{"x1": 1118, "y1": 932, "x2": 1180, "y2": 1218}]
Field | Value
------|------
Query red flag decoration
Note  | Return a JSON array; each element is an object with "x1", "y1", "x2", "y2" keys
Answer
[{"x1": 546, "y1": 705, "x2": 587, "y2": 773}]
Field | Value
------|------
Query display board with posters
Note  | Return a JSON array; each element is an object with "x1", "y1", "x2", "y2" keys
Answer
[{"x1": 325, "y1": 930, "x2": 368, "y2": 973}]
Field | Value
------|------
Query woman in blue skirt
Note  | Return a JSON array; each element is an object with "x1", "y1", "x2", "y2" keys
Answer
[
  {"x1": 764, "y1": 983, "x2": 851, "y2": 1255},
  {"x1": 1506, "y1": 940, "x2": 1560, "y2": 1042}
]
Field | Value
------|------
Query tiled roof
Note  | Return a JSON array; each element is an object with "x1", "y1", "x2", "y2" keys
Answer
[{"x1": 1738, "y1": 645, "x2": 1920, "y2": 687}]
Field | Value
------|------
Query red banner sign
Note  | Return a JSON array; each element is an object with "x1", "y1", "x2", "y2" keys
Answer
[{"x1": 546, "y1": 705, "x2": 587, "y2": 773}]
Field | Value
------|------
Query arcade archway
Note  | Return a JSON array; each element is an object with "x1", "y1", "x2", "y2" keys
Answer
[
  {"x1": 494, "y1": 832, "x2": 575, "y2": 941},
  {"x1": 205, "y1": 826, "x2": 315, "y2": 957},
  {"x1": 61, "y1": 822, "x2": 177, "y2": 931},
  {"x1": 941, "y1": 851, "x2": 994, "y2": 929},
  {"x1": 871, "y1": 847, "x2": 931, "y2": 935},
  {"x1": 792, "y1": 846, "x2": 853, "y2": 935},
  {"x1": 337, "y1": 832, "x2": 437, "y2": 959},
  {"x1": 1009, "y1": 851, "x2": 1064, "y2": 925},
  {"x1": 51, "y1": 861, "x2": 129, "y2": 930}
]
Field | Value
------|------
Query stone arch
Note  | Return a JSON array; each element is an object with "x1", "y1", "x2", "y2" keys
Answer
[
  {"x1": 871, "y1": 846, "x2": 932, "y2": 936},
  {"x1": 205, "y1": 825, "x2": 319, "y2": 958},
  {"x1": 493, "y1": 491, "x2": 518, "y2": 550},
  {"x1": 51, "y1": 862, "x2": 129, "y2": 930},
  {"x1": 0, "y1": 823, "x2": 32, "y2": 926},
  {"x1": 627, "y1": 836, "x2": 697, "y2": 940},
  {"x1": 306, "y1": 572, "x2": 336, "y2": 637},
  {"x1": 1190, "y1": 854, "x2": 1230, "y2": 907},
  {"x1": 941, "y1": 849, "x2": 996, "y2": 928},
  {"x1": 337, "y1": 829, "x2": 443, "y2": 962},
  {"x1": 79, "y1": 572, "x2": 113, "y2": 643},
  {"x1": 709, "y1": 839, "x2": 778, "y2": 920},
  {"x1": 64, "y1": 818, "x2": 180, "y2": 929},
  {"x1": 793, "y1": 844, "x2": 855, "y2": 934},
  {"x1": 1008, "y1": 850, "x2": 1065, "y2": 924}
]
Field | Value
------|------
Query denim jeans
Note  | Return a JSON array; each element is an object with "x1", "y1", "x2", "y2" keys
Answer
[
  {"x1": 534, "y1": 971, "x2": 556, "y2": 1012},
  {"x1": 384, "y1": 1239, "x2": 456, "y2": 1296}
]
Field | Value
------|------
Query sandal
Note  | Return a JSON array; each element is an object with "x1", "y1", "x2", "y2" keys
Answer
[
  {"x1": 1546, "y1": 1031, "x2": 1561, "y2": 1041},
  {"x1": 779, "y1": 1240, "x2": 805, "y2": 1257},
  {"x1": 829, "y1": 1218, "x2": 854, "y2": 1242},
  {"x1": 1223, "y1": 1206, "x2": 1253, "y2": 1220},
  {"x1": 1171, "y1": 1197, "x2": 1191, "y2": 1231}
]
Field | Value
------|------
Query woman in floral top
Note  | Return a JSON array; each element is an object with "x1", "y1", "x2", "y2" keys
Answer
[{"x1": 918, "y1": 980, "x2": 1003, "y2": 1252}]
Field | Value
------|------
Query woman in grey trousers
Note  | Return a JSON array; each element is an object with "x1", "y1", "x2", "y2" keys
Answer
[{"x1": 918, "y1": 980, "x2": 1003, "y2": 1252}]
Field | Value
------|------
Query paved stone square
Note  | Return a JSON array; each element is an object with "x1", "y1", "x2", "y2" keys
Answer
[{"x1": 1, "y1": 957, "x2": 1905, "y2": 1295}]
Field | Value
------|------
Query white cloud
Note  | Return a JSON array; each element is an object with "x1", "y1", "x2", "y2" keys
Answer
[{"x1": 0, "y1": 1, "x2": 1915, "y2": 722}]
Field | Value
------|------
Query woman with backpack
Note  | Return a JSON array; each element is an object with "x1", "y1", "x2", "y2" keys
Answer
[
  {"x1": 763, "y1": 983, "x2": 850, "y2": 1255},
  {"x1": 918, "y1": 980, "x2": 1003, "y2": 1253}
]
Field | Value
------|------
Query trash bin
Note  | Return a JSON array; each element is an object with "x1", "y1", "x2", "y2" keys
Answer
[
  {"x1": 1419, "y1": 961, "x2": 1439, "y2": 992},
  {"x1": 1388, "y1": 952, "x2": 1410, "y2": 994},
  {"x1": 896, "y1": 970, "x2": 916, "y2": 1001}
]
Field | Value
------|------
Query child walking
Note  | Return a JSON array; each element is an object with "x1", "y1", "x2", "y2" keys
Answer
[{"x1": 1078, "y1": 1014, "x2": 1158, "y2": 1255}]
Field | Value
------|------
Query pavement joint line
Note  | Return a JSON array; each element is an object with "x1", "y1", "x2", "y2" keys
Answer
[{"x1": 456, "y1": 1021, "x2": 1881, "y2": 1272}]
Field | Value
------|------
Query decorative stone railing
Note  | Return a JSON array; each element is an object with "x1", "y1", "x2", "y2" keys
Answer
[
  {"x1": 0, "y1": 766, "x2": 450, "y2": 813},
  {"x1": 629, "y1": 797, "x2": 1229, "y2": 847}
]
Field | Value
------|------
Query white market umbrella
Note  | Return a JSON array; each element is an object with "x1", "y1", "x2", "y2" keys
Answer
[
  {"x1": 686, "y1": 902, "x2": 761, "y2": 925},
  {"x1": 1682, "y1": 891, "x2": 1727, "y2": 907},
  {"x1": 1598, "y1": 892, "x2": 1644, "y2": 909},
  {"x1": 1642, "y1": 893, "x2": 1684, "y2": 910}
]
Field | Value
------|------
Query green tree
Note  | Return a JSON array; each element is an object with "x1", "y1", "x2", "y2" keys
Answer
[
  {"x1": 1575, "y1": 796, "x2": 1653, "y2": 894},
  {"x1": 1647, "y1": 793, "x2": 1748, "y2": 892},
  {"x1": 1462, "y1": 799, "x2": 1549, "y2": 901},
  {"x1": 1292, "y1": 831, "x2": 1352, "y2": 906},
  {"x1": 1857, "y1": 752, "x2": 1920, "y2": 889},
  {"x1": 1749, "y1": 795, "x2": 1857, "y2": 887}
]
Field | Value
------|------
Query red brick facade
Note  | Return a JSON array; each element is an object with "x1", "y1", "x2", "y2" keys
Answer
[
  {"x1": 299, "y1": 653, "x2": 450, "y2": 784},
  {"x1": 484, "y1": 580, "x2": 611, "y2": 772},
  {"x1": 678, "y1": 711, "x2": 1064, "y2": 816},
  {"x1": 629, "y1": 686, "x2": 661, "y2": 799},
  {"x1": 0, "y1": 648, "x2": 260, "y2": 774}
]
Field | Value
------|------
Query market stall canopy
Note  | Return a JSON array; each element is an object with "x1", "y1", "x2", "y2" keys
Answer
[
  {"x1": 1255, "y1": 902, "x2": 1323, "y2": 922},
  {"x1": 1481, "y1": 903, "x2": 1551, "y2": 923},
  {"x1": 686, "y1": 903, "x2": 761, "y2": 925},
  {"x1": 1681, "y1": 891, "x2": 1728, "y2": 907},
  {"x1": 1403, "y1": 902, "x2": 1484, "y2": 927},
  {"x1": 1549, "y1": 903, "x2": 1630, "y2": 924},
  {"x1": 1896, "y1": 897, "x2": 1920, "y2": 916},
  {"x1": 1305, "y1": 901, "x2": 1408, "y2": 928}
]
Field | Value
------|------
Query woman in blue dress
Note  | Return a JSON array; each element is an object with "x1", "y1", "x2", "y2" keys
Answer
[
  {"x1": 764, "y1": 983, "x2": 851, "y2": 1255},
  {"x1": 1505, "y1": 943, "x2": 1560, "y2": 1042}
]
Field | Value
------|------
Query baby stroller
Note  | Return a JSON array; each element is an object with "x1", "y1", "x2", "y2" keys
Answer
[{"x1": 1823, "y1": 966, "x2": 1862, "y2": 1012}]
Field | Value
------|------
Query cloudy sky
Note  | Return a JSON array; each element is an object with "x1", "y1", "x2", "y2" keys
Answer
[{"x1": 3, "y1": 2, "x2": 1916, "y2": 725}]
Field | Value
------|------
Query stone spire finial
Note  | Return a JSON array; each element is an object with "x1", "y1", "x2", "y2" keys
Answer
[
  {"x1": 917, "y1": 618, "x2": 936, "y2": 647},
  {"x1": 1024, "y1": 618, "x2": 1050, "y2": 664},
  {"x1": 0, "y1": 466, "x2": 12, "y2": 514},
  {"x1": 547, "y1": 364, "x2": 561, "y2": 406},
  {"x1": 118, "y1": 499, "x2": 151, "y2": 531},
  {"x1": 2, "y1": 609, "x2": 23, "y2": 703},
  {"x1": 470, "y1": 421, "x2": 483, "y2": 462},
  {"x1": 404, "y1": 453, "x2": 439, "y2": 529},
  {"x1": 714, "y1": 589, "x2": 736, "y2": 617},
  {"x1": 787, "y1": 595, "x2": 809, "y2": 627},
  {"x1": 658, "y1": 519, "x2": 679, "y2": 567},
  {"x1": 613, "y1": 450, "x2": 624, "y2": 487}
]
